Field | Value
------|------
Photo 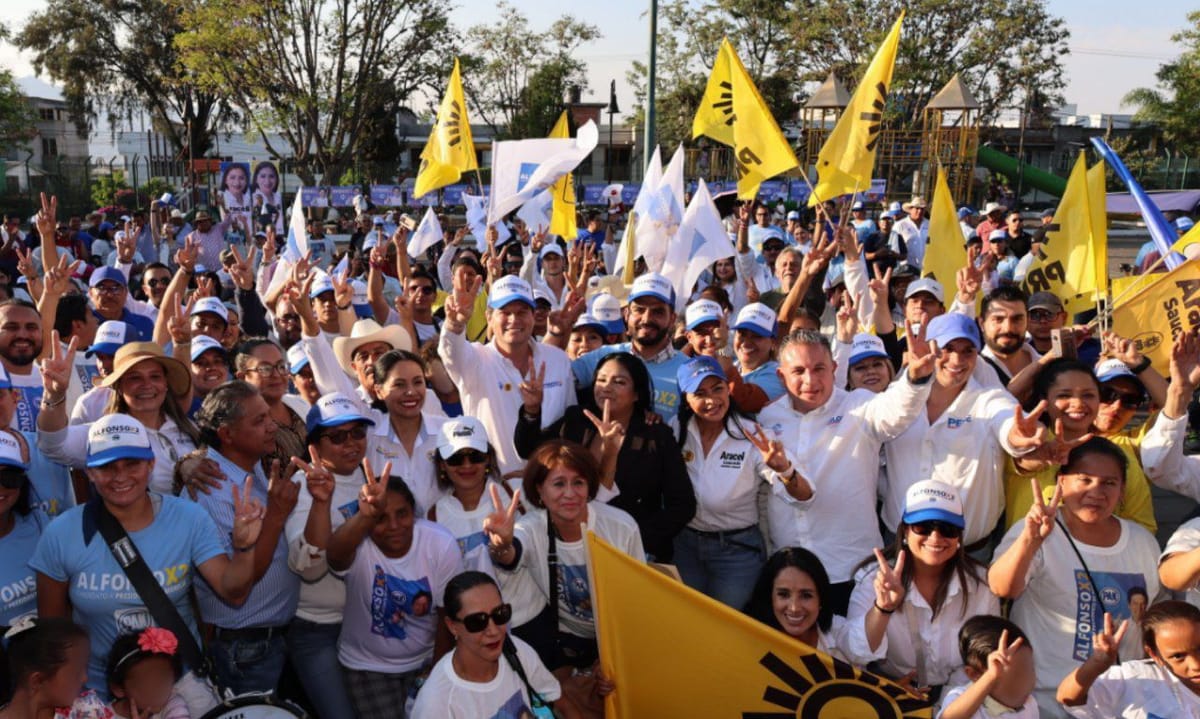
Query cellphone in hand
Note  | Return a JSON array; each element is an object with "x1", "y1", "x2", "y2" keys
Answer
[
  {"x1": 399, "y1": 214, "x2": 417, "y2": 231},
  {"x1": 1050, "y1": 328, "x2": 1077, "y2": 359}
]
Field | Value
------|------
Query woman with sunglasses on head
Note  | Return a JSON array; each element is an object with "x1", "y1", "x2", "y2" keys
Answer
[
  {"x1": 843, "y1": 481, "x2": 998, "y2": 701},
  {"x1": 990, "y1": 437, "x2": 1162, "y2": 717},
  {"x1": 514, "y1": 351, "x2": 693, "y2": 563},
  {"x1": 1002, "y1": 357, "x2": 1157, "y2": 536},
  {"x1": 410, "y1": 571, "x2": 582, "y2": 719},
  {"x1": 745, "y1": 547, "x2": 850, "y2": 662},
  {"x1": 430, "y1": 417, "x2": 508, "y2": 575}
]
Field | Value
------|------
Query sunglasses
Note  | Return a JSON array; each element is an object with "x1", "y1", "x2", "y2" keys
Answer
[
  {"x1": 0, "y1": 469, "x2": 27, "y2": 489},
  {"x1": 457, "y1": 603, "x2": 512, "y2": 633},
  {"x1": 1099, "y1": 385, "x2": 1146, "y2": 409},
  {"x1": 1028, "y1": 309, "x2": 1058, "y2": 323},
  {"x1": 408, "y1": 286, "x2": 436, "y2": 296},
  {"x1": 908, "y1": 521, "x2": 963, "y2": 539},
  {"x1": 321, "y1": 425, "x2": 368, "y2": 445},
  {"x1": 145, "y1": 278, "x2": 170, "y2": 288},
  {"x1": 446, "y1": 449, "x2": 488, "y2": 467}
]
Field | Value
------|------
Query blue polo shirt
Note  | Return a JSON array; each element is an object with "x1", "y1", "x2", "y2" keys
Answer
[
  {"x1": 743, "y1": 360, "x2": 786, "y2": 402},
  {"x1": 92, "y1": 308, "x2": 154, "y2": 342}
]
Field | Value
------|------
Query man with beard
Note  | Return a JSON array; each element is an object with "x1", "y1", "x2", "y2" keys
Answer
[
  {"x1": 0, "y1": 300, "x2": 46, "y2": 431},
  {"x1": 440, "y1": 274, "x2": 575, "y2": 475},
  {"x1": 978, "y1": 285, "x2": 1036, "y2": 386},
  {"x1": 570, "y1": 272, "x2": 691, "y2": 421},
  {"x1": 272, "y1": 295, "x2": 303, "y2": 350}
]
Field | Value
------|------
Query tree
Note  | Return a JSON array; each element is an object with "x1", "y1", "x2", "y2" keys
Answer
[
  {"x1": 463, "y1": 3, "x2": 601, "y2": 138},
  {"x1": 91, "y1": 170, "x2": 132, "y2": 209},
  {"x1": 0, "y1": 70, "x2": 36, "y2": 158},
  {"x1": 15, "y1": 0, "x2": 232, "y2": 157},
  {"x1": 639, "y1": 0, "x2": 1068, "y2": 150},
  {"x1": 1123, "y1": 10, "x2": 1200, "y2": 157},
  {"x1": 176, "y1": 0, "x2": 454, "y2": 185}
]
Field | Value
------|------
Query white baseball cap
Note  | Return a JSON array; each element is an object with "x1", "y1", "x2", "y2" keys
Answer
[
  {"x1": 539, "y1": 243, "x2": 565, "y2": 260},
  {"x1": 0, "y1": 431, "x2": 26, "y2": 470},
  {"x1": 685, "y1": 300, "x2": 723, "y2": 330},
  {"x1": 488, "y1": 275, "x2": 535, "y2": 310},
  {"x1": 848, "y1": 334, "x2": 889, "y2": 367},
  {"x1": 732, "y1": 303, "x2": 777, "y2": 338},
  {"x1": 351, "y1": 279, "x2": 372, "y2": 319},
  {"x1": 309, "y1": 272, "x2": 335, "y2": 298},
  {"x1": 629, "y1": 272, "x2": 674, "y2": 306},
  {"x1": 904, "y1": 277, "x2": 944, "y2": 303},
  {"x1": 191, "y1": 296, "x2": 229, "y2": 323},
  {"x1": 437, "y1": 417, "x2": 490, "y2": 459},
  {"x1": 189, "y1": 335, "x2": 227, "y2": 363},
  {"x1": 87, "y1": 321, "x2": 135, "y2": 358},
  {"x1": 287, "y1": 343, "x2": 309, "y2": 373},
  {"x1": 86, "y1": 414, "x2": 155, "y2": 468},
  {"x1": 902, "y1": 479, "x2": 965, "y2": 528}
]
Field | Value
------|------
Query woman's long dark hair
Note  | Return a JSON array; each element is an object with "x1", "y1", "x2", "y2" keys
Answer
[
  {"x1": 676, "y1": 372, "x2": 754, "y2": 445},
  {"x1": 1025, "y1": 358, "x2": 1098, "y2": 418},
  {"x1": 590, "y1": 352, "x2": 654, "y2": 417},
  {"x1": 746, "y1": 547, "x2": 834, "y2": 634},
  {"x1": 856, "y1": 525, "x2": 986, "y2": 620}
]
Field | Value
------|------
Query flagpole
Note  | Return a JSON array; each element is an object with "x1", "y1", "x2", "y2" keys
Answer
[{"x1": 1088, "y1": 255, "x2": 1173, "y2": 330}]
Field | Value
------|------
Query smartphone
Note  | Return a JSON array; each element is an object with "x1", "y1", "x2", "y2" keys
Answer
[
  {"x1": 1050, "y1": 328, "x2": 1077, "y2": 359},
  {"x1": 399, "y1": 214, "x2": 417, "y2": 231}
]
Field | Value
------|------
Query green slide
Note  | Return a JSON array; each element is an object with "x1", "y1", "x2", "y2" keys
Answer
[{"x1": 976, "y1": 145, "x2": 1067, "y2": 197}]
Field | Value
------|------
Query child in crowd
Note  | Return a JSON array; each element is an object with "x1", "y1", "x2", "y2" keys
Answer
[
  {"x1": 938, "y1": 615, "x2": 1037, "y2": 719},
  {"x1": 105, "y1": 628, "x2": 188, "y2": 719},
  {"x1": 1, "y1": 617, "x2": 93, "y2": 719}
]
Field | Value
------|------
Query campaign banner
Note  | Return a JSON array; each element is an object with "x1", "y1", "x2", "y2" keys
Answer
[
  {"x1": 620, "y1": 185, "x2": 640, "y2": 206},
  {"x1": 442, "y1": 184, "x2": 469, "y2": 206},
  {"x1": 372, "y1": 185, "x2": 408, "y2": 207},
  {"x1": 757, "y1": 179, "x2": 786, "y2": 201},
  {"x1": 582, "y1": 184, "x2": 606, "y2": 205},
  {"x1": 328, "y1": 187, "x2": 357, "y2": 206},
  {"x1": 300, "y1": 187, "x2": 332, "y2": 208},
  {"x1": 789, "y1": 182, "x2": 812, "y2": 204}
]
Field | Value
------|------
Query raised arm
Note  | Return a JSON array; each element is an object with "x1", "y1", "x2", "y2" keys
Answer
[{"x1": 988, "y1": 479, "x2": 1060, "y2": 597}]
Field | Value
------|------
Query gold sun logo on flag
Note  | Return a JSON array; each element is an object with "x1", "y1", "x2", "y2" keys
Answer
[
  {"x1": 712, "y1": 80, "x2": 737, "y2": 126},
  {"x1": 443, "y1": 100, "x2": 464, "y2": 148},
  {"x1": 745, "y1": 651, "x2": 931, "y2": 718},
  {"x1": 858, "y1": 82, "x2": 888, "y2": 152}
]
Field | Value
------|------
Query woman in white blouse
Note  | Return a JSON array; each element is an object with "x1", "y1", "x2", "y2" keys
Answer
[
  {"x1": 844, "y1": 480, "x2": 998, "y2": 701},
  {"x1": 744, "y1": 547, "x2": 850, "y2": 662}
]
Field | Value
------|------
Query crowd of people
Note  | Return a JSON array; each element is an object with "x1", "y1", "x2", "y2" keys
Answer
[{"x1": 1, "y1": 189, "x2": 1200, "y2": 719}]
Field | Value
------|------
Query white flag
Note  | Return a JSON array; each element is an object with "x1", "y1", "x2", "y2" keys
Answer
[
  {"x1": 635, "y1": 144, "x2": 686, "y2": 272},
  {"x1": 409, "y1": 207, "x2": 444, "y2": 257},
  {"x1": 464, "y1": 193, "x2": 511, "y2": 245},
  {"x1": 614, "y1": 147, "x2": 663, "y2": 278},
  {"x1": 283, "y1": 191, "x2": 308, "y2": 263},
  {"x1": 488, "y1": 120, "x2": 599, "y2": 225},
  {"x1": 516, "y1": 190, "x2": 553, "y2": 235},
  {"x1": 661, "y1": 179, "x2": 737, "y2": 313}
]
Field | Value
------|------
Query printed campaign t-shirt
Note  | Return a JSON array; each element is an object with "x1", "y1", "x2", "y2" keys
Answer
[
  {"x1": 29, "y1": 495, "x2": 226, "y2": 690},
  {"x1": 431, "y1": 482, "x2": 506, "y2": 577},
  {"x1": 335, "y1": 519, "x2": 463, "y2": 673},
  {"x1": 9, "y1": 365, "x2": 42, "y2": 433},
  {"x1": 410, "y1": 636, "x2": 561, "y2": 719},
  {"x1": 0, "y1": 512, "x2": 42, "y2": 626}
]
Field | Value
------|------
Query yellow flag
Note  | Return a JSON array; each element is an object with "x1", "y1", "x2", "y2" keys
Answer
[
  {"x1": 809, "y1": 14, "x2": 904, "y2": 206},
  {"x1": 1172, "y1": 222, "x2": 1200, "y2": 256},
  {"x1": 1111, "y1": 259, "x2": 1200, "y2": 374},
  {"x1": 693, "y1": 39, "x2": 798, "y2": 199},
  {"x1": 414, "y1": 58, "x2": 477, "y2": 199},
  {"x1": 1021, "y1": 153, "x2": 1102, "y2": 314},
  {"x1": 547, "y1": 111, "x2": 578, "y2": 240},
  {"x1": 588, "y1": 532, "x2": 933, "y2": 718},
  {"x1": 922, "y1": 166, "x2": 967, "y2": 308},
  {"x1": 1087, "y1": 161, "x2": 1109, "y2": 293}
]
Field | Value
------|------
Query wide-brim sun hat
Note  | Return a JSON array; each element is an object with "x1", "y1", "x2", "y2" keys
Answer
[{"x1": 100, "y1": 342, "x2": 192, "y2": 397}]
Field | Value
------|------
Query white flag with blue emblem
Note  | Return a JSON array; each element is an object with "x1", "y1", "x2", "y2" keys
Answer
[
  {"x1": 613, "y1": 147, "x2": 662, "y2": 278},
  {"x1": 635, "y1": 144, "x2": 686, "y2": 272},
  {"x1": 409, "y1": 207, "x2": 443, "y2": 257},
  {"x1": 487, "y1": 120, "x2": 599, "y2": 225},
  {"x1": 661, "y1": 179, "x2": 737, "y2": 313},
  {"x1": 464, "y1": 193, "x2": 510, "y2": 245},
  {"x1": 283, "y1": 190, "x2": 308, "y2": 262}
]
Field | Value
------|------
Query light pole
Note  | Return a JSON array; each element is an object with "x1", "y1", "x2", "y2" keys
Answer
[
  {"x1": 607, "y1": 80, "x2": 620, "y2": 183},
  {"x1": 644, "y1": 0, "x2": 657, "y2": 173}
]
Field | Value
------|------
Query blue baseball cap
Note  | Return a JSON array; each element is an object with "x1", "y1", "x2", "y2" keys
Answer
[
  {"x1": 629, "y1": 272, "x2": 675, "y2": 306},
  {"x1": 189, "y1": 335, "x2": 227, "y2": 363},
  {"x1": 848, "y1": 334, "x2": 889, "y2": 367},
  {"x1": 926, "y1": 312, "x2": 980, "y2": 350},
  {"x1": 732, "y1": 303, "x2": 777, "y2": 338},
  {"x1": 305, "y1": 392, "x2": 376, "y2": 435},
  {"x1": 89, "y1": 266, "x2": 127, "y2": 289},
  {"x1": 957, "y1": 206, "x2": 976, "y2": 219},
  {"x1": 902, "y1": 480, "x2": 965, "y2": 528},
  {"x1": 86, "y1": 414, "x2": 156, "y2": 468},
  {"x1": 488, "y1": 275, "x2": 536, "y2": 310},
  {"x1": 287, "y1": 343, "x2": 309, "y2": 373},
  {"x1": 677, "y1": 355, "x2": 726, "y2": 395},
  {"x1": 685, "y1": 300, "x2": 723, "y2": 330},
  {"x1": 351, "y1": 279, "x2": 373, "y2": 319},
  {"x1": 309, "y1": 273, "x2": 334, "y2": 298},
  {"x1": 1177, "y1": 217, "x2": 1195, "y2": 233},
  {"x1": 86, "y1": 321, "x2": 135, "y2": 358}
]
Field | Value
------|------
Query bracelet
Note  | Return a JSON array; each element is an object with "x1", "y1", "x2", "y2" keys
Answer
[
  {"x1": 41, "y1": 394, "x2": 66, "y2": 409},
  {"x1": 548, "y1": 330, "x2": 565, "y2": 338},
  {"x1": 873, "y1": 600, "x2": 896, "y2": 615},
  {"x1": 336, "y1": 303, "x2": 351, "y2": 311},
  {"x1": 1131, "y1": 356, "x2": 1152, "y2": 374},
  {"x1": 234, "y1": 543, "x2": 256, "y2": 553}
]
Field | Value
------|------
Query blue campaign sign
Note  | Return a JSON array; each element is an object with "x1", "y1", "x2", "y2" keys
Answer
[
  {"x1": 789, "y1": 182, "x2": 812, "y2": 204},
  {"x1": 582, "y1": 184, "x2": 606, "y2": 204},
  {"x1": 620, "y1": 185, "x2": 640, "y2": 205},
  {"x1": 300, "y1": 187, "x2": 331, "y2": 208},
  {"x1": 372, "y1": 185, "x2": 407, "y2": 207},
  {"x1": 329, "y1": 187, "x2": 357, "y2": 206},
  {"x1": 443, "y1": 184, "x2": 468, "y2": 206},
  {"x1": 758, "y1": 180, "x2": 785, "y2": 201},
  {"x1": 417, "y1": 191, "x2": 439, "y2": 207}
]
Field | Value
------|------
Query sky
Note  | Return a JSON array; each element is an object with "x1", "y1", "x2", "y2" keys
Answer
[{"x1": 0, "y1": 0, "x2": 1192, "y2": 124}]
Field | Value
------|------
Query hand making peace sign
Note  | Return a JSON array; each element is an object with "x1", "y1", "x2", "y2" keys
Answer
[
  {"x1": 872, "y1": 547, "x2": 906, "y2": 613},
  {"x1": 482, "y1": 483, "x2": 522, "y2": 549},
  {"x1": 358, "y1": 457, "x2": 393, "y2": 520},
  {"x1": 747, "y1": 423, "x2": 791, "y2": 474},
  {"x1": 1025, "y1": 477, "x2": 1063, "y2": 541},
  {"x1": 230, "y1": 474, "x2": 267, "y2": 550}
]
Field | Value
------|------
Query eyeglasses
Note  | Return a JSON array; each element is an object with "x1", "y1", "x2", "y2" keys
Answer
[
  {"x1": 408, "y1": 285, "x2": 436, "y2": 296},
  {"x1": 321, "y1": 425, "x2": 368, "y2": 445},
  {"x1": 908, "y1": 521, "x2": 963, "y2": 539},
  {"x1": 247, "y1": 362, "x2": 289, "y2": 377},
  {"x1": 457, "y1": 603, "x2": 513, "y2": 633},
  {"x1": 92, "y1": 284, "x2": 125, "y2": 296},
  {"x1": 145, "y1": 278, "x2": 170, "y2": 288},
  {"x1": 0, "y1": 469, "x2": 28, "y2": 489},
  {"x1": 1099, "y1": 385, "x2": 1146, "y2": 409},
  {"x1": 446, "y1": 449, "x2": 488, "y2": 466},
  {"x1": 1028, "y1": 309, "x2": 1058, "y2": 323}
]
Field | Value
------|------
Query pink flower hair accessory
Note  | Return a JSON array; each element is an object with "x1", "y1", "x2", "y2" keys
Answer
[{"x1": 137, "y1": 627, "x2": 178, "y2": 656}]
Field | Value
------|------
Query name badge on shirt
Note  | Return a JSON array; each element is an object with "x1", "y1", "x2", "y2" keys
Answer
[{"x1": 718, "y1": 450, "x2": 746, "y2": 470}]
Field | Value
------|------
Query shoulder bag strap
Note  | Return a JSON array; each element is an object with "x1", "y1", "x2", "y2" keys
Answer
[
  {"x1": 1055, "y1": 518, "x2": 1119, "y2": 665},
  {"x1": 92, "y1": 500, "x2": 214, "y2": 678},
  {"x1": 546, "y1": 518, "x2": 559, "y2": 624},
  {"x1": 502, "y1": 636, "x2": 558, "y2": 717}
]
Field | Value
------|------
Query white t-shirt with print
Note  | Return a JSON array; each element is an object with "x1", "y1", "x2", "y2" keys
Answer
[
  {"x1": 936, "y1": 684, "x2": 1038, "y2": 719},
  {"x1": 995, "y1": 518, "x2": 1162, "y2": 717},
  {"x1": 410, "y1": 636, "x2": 560, "y2": 719},
  {"x1": 432, "y1": 482, "x2": 506, "y2": 578},
  {"x1": 1062, "y1": 659, "x2": 1200, "y2": 719},
  {"x1": 336, "y1": 520, "x2": 464, "y2": 673},
  {"x1": 1163, "y1": 517, "x2": 1200, "y2": 609}
]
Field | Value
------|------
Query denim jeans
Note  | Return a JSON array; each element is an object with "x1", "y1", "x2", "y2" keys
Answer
[
  {"x1": 673, "y1": 525, "x2": 766, "y2": 610},
  {"x1": 287, "y1": 618, "x2": 356, "y2": 719},
  {"x1": 209, "y1": 631, "x2": 288, "y2": 696}
]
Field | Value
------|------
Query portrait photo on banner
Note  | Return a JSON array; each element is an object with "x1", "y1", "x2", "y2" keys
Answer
[
  {"x1": 219, "y1": 161, "x2": 253, "y2": 235},
  {"x1": 251, "y1": 160, "x2": 285, "y2": 233}
]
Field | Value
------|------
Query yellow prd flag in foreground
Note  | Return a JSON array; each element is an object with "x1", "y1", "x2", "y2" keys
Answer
[
  {"x1": 1021, "y1": 153, "x2": 1103, "y2": 315},
  {"x1": 693, "y1": 39, "x2": 798, "y2": 199},
  {"x1": 548, "y1": 111, "x2": 578, "y2": 240},
  {"x1": 922, "y1": 166, "x2": 968, "y2": 308},
  {"x1": 588, "y1": 532, "x2": 932, "y2": 718},
  {"x1": 414, "y1": 58, "x2": 477, "y2": 199},
  {"x1": 809, "y1": 14, "x2": 904, "y2": 206},
  {"x1": 1087, "y1": 160, "x2": 1109, "y2": 292},
  {"x1": 1111, "y1": 259, "x2": 1200, "y2": 374}
]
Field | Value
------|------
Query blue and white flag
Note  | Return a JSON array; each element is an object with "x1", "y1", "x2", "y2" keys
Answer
[
  {"x1": 635, "y1": 144, "x2": 686, "y2": 272},
  {"x1": 614, "y1": 147, "x2": 663, "y2": 278},
  {"x1": 283, "y1": 190, "x2": 307, "y2": 263},
  {"x1": 464, "y1": 193, "x2": 510, "y2": 245},
  {"x1": 516, "y1": 188, "x2": 553, "y2": 235},
  {"x1": 487, "y1": 120, "x2": 599, "y2": 225},
  {"x1": 662, "y1": 179, "x2": 737, "y2": 313},
  {"x1": 1090, "y1": 136, "x2": 1183, "y2": 270},
  {"x1": 409, "y1": 207, "x2": 443, "y2": 257}
]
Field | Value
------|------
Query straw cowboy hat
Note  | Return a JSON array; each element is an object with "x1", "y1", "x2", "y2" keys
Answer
[
  {"x1": 332, "y1": 319, "x2": 413, "y2": 376},
  {"x1": 100, "y1": 342, "x2": 191, "y2": 396},
  {"x1": 902, "y1": 196, "x2": 928, "y2": 211}
]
